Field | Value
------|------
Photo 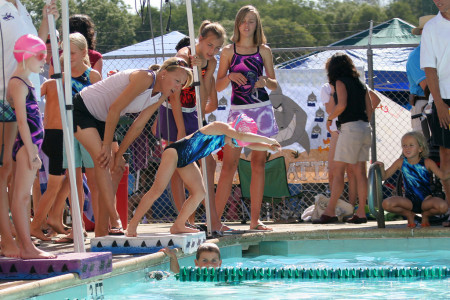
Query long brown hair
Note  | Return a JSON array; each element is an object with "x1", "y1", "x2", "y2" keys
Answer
[{"x1": 230, "y1": 5, "x2": 267, "y2": 45}]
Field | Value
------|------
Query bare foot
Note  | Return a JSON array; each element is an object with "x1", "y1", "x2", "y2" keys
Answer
[
  {"x1": 170, "y1": 224, "x2": 200, "y2": 234},
  {"x1": 30, "y1": 226, "x2": 52, "y2": 241},
  {"x1": 0, "y1": 240, "x2": 20, "y2": 258},
  {"x1": 125, "y1": 223, "x2": 138, "y2": 237},
  {"x1": 47, "y1": 220, "x2": 71, "y2": 235},
  {"x1": 20, "y1": 247, "x2": 56, "y2": 259}
]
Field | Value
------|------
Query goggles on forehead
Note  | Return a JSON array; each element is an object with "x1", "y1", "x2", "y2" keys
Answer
[{"x1": 167, "y1": 59, "x2": 189, "y2": 68}]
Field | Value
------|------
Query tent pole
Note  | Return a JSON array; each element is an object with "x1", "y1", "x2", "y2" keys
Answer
[
  {"x1": 367, "y1": 20, "x2": 377, "y2": 163},
  {"x1": 185, "y1": 0, "x2": 212, "y2": 237},
  {"x1": 48, "y1": 0, "x2": 85, "y2": 252}
]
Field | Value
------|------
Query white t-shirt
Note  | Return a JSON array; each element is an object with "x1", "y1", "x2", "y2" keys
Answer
[
  {"x1": 0, "y1": 0, "x2": 40, "y2": 100},
  {"x1": 80, "y1": 69, "x2": 161, "y2": 121},
  {"x1": 420, "y1": 12, "x2": 450, "y2": 99},
  {"x1": 320, "y1": 82, "x2": 337, "y2": 132}
]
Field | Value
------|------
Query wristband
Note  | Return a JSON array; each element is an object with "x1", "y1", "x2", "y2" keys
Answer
[{"x1": 327, "y1": 119, "x2": 332, "y2": 122}]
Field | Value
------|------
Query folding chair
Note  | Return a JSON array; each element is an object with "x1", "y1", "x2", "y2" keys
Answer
[{"x1": 237, "y1": 156, "x2": 305, "y2": 223}]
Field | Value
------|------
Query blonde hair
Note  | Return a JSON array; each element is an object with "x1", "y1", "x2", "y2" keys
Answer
[
  {"x1": 402, "y1": 131, "x2": 429, "y2": 158},
  {"x1": 231, "y1": 5, "x2": 267, "y2": 45},
  {"x1": 159, "y1": 57, "x2": 193, "y2": 89},
  {"x1": 149, "y1": 64, "x2": 160, "y2": 71},
  {"x1": 68, "y1": 32, "x2": 90, "y2": 66},
  {"x1": 198, "y1": 20, "x2": 227, "y2": 43}
]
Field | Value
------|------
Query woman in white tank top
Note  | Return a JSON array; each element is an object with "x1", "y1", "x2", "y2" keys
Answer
[{"x1": 72, "y1": 57, "x2": 193, "y2": 237}]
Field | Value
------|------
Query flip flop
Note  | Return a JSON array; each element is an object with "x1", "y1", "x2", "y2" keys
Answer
[
  {"x1": 251, "y1": 224, "x2": 273, "y2": 231},
  {"x1": 54, "y1": 236, "x2": 74, "y2": 244},
  {"x1": 421, "y1": 222, "x2": 430, "y2": 227},
  {"x1": 109, "y1": 227, "x2": 125, "y2": 236},
  {"x1": 407, "y1": 223, "x2": 416, "y2": 228}
]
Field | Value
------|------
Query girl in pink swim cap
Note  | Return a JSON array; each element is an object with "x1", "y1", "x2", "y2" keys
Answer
[{"x1": 6, "y1": 34, "x2": 55, "y2": 259}]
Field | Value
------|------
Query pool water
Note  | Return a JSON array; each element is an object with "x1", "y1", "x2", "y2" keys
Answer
[{"x1": 107, "y1": 249, "x2": 450, "y2": 299}]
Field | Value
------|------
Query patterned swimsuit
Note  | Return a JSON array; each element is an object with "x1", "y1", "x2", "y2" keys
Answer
[
  {"x1": 229, "y1": 44, "x2": 269, "y2": 106},
  {"x1": 401, "y1": 157, "x2": 432, "y2": 213},
  {"x1": 11, "y1": 77, "x2": 44, "y2": 161},
  {"x1": 72, "y1": 67, "x2": 92, "y2": 96},
  {"x1": 165, "y1": 130, "x2": 237, "y2": 168}
]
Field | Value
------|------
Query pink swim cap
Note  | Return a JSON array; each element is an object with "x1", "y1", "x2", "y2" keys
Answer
[
  {"x1": 13, "y1": 34, "x2": 46, "y2": 63},
  {"x1": 231, "y1": 113, "x2": 258, "y2": 147}
]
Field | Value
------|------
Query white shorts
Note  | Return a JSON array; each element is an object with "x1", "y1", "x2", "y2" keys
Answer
[{"x1": 334, "y1": 121, "x2": 371, "y2": 164}]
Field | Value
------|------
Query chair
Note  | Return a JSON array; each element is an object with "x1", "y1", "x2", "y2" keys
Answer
[{"x1": 237, "y1": 156, "x2": 305, "y2": 223}]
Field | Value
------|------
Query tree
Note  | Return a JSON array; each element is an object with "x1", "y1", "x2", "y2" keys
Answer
[{"x1": 21, "y1": 0, "x2": 137, "y2": 53}]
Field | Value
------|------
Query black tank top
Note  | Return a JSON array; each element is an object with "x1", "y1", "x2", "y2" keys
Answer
[{"x1": 333, "y1": 76, "x2": 368, "y2": 124}]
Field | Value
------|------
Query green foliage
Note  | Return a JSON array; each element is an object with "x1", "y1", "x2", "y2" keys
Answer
[{"x1": 20, "y1": 0, "x2": 429, "y2": 53}]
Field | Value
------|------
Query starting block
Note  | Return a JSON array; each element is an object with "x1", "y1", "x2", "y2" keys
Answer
[
  {"x1": 91, "y1": 232, "x2": 206, "y2": 254},
  {"x1": 0, "y1": 252, "x2": 112, "y2": 280}
]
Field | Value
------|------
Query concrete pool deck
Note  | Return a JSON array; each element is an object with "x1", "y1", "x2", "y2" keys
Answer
[{"x1": 1, "y1": 220, "x2": 449, "y2": 299}]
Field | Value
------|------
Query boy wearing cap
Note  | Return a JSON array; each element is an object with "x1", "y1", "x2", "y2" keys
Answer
[{"x1": 421, "y1": 0, "x2": 450, "y2": 226}]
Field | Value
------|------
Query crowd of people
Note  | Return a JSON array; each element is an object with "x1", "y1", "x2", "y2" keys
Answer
[{"x1": 0, "y1": 0, "x2": 449, "y2": 259}]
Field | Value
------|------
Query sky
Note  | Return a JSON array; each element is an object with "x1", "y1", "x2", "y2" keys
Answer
[
  {"x1": 123, "y1": 0, "x2": 161, "y2": 13},
  {"x1": 122, "y1": 0, "x2": 393, "y2": 13}
]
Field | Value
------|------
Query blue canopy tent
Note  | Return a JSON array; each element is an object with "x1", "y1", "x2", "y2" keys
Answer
[{"x1": 276, "y1": 18, "x2": 421, "y2": 108}]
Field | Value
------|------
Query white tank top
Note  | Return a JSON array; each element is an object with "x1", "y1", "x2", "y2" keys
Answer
[{"x1": 80, "y1": 69, "x2": 160, "y2": 121}]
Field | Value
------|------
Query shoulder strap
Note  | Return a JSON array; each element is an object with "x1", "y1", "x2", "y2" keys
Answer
[
  {"x1": 147, "y1": 70, "x2": 156, "y2": 89},
  {"x1": 10, "y1": 76, "x2": 30, "y2": 87}
]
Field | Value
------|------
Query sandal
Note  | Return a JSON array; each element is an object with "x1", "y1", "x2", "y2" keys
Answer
[
  {"x1": 345, "y1": 215, "x2": 368, "y2": 224},
  {"x1": 312, "y1": 214, "x2": 338, "y2": 224},
  {"x1": 109, "y1": 227, "x2": 125, "y2": 236},
  {"x1": 251, "y1": 223, "x2": 273, "y2": 231},
  {"x1": 407, "y1": 223, "x2": 416, "y2": 228},
  {"x1": 421, "y1": 222, "x2": 430, "y2": 227}
]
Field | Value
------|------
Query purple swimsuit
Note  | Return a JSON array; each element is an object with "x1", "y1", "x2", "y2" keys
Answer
[
  {"x1": 229, "y1": 44, "x2": 269, "y2": 105},
  {"x1": 227, "y1": 44, "x2": 278, "y2": 138},
  {"x1": 11, "y1": 77, "x2": 44, "y2": 161}
]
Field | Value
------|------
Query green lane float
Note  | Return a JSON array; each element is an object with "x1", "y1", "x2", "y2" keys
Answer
[{"x1": 176, "y1": 266, "x2": 450, "y2": 282}]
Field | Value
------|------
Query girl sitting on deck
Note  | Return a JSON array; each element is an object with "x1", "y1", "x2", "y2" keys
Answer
[
  {"x1": 125, "y1": 114, "x2": 281, "y2": 236},
  {"x1": 376, "y1": 131, "x2": 449, "y2": 228}
]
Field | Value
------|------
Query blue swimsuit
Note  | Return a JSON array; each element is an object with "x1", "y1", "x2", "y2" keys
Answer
[
  {"x1": 165, "y1": 130, "x2": 236, "y2": 168},
  {"x1": 11, "y1": 77, "x2": 44, "y2": 161},
  {"x1": 401, "y1": 157, "x2": 432, "y2": 213}
]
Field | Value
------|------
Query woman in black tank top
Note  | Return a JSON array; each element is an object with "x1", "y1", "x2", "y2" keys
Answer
[{"x1": 315, "y1": 53, "x2": 374, "y2": 225}]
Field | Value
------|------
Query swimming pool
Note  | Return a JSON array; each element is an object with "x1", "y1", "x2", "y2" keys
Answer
[{"x1": 30, "y1": 237, "x2": 450, "y2": 299}]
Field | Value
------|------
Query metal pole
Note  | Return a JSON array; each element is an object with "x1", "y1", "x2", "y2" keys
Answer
[
  {"x1": 367, "y1": 20, "x2": 377, "y2": 163},
  {"x1": 185, "y1": 0, "x2": 212, "y2": 237},
  {"x1": 160, "y1": 0, "x2": 165, "y2": 60},
  {"x1": 47, "y1": 0, "x2": 84, "y2": 252},
  {"x1": 147, "y1": 0, "x2": 157, "y2": 64}
]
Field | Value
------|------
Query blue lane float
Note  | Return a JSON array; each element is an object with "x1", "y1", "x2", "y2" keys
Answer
[
  {"x1": 176, "y1": 266, "x2": 450, "y2": 282},
  {"x1": 91, "y1": 232, "x2": 206, "y2": 254},
  {"x1": 0, "y1": 252, "x2": 112, "y2": 280}
]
